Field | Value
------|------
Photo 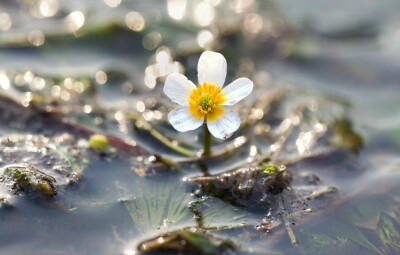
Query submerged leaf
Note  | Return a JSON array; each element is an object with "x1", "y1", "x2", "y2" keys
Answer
[{"x1": 116, "y1": 178, "x2": 192, "y2": 234}]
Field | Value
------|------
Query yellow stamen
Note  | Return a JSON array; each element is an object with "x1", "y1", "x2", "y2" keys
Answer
[{"x1": 188, "y1": 82, "x2": 226, "y2": 122}]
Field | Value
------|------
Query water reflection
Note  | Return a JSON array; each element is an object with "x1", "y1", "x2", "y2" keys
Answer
[
  {"x1": 31, "y1": 76, "x2": 46, "y2": 91},
  {"x1": 205, "y1": 0, "x2": 222, "y2": 6},
  {"x1": 136, "y1": 101, "x2": 145, "y2": 112},
  {"x1": 125, "y1": 11, "x2": 145, "y2": 32},
  {"x1": 194, "y1": 2, "x2": 215, "y2": 27},
  {"x1": 197, "y1": 30, "x2": 214, "y2": 48},
  {"x1": 28, "y1": 30, "x2": 45, "y2": 46},
  {"x1": 39, "y1": 0, "x2": 59, "y2": 17},
  {"x1": 123, "y1": 250, "x2": 136, "y2": 255},
  {"x1": 229, "y1": 0, "x2": 253, "y2": 13},
  {"x1": 104, "y1": 0, "x2": 121, "y2": 8},
  {"x1": 142, "y1": 31, "x2": 162, "y2": 50},
  {"x1": 95, "y1": 71, "x2": 108, "y2": 85},
  {"x1": 21, "y1": 92, "x2": 33, "y2": 107},
  {"x1": 244, "y1": 13, "x2": 263, "y2": 34},
  {"x1": 0, "y1": 72, "x2": 10, "y2": 90},
  {"x1": 0, "y1": 13, "x2": 12, "y2": 31},
  {"x1": 65, "y1": 11, "x2": 85, "y2": 32},
  {"x1": 144, "y1": 47, "x2": 184, "y2": 89},
  {"x1": 83, "y1": 105, "x2": 92, "y2": 114},
  {"x1": 167, "y1": 0, "x2": 187, "y2": 20}
]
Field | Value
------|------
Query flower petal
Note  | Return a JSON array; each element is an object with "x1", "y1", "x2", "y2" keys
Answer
[
  {"x1": 221, "y1": 78, "x2": 253, "y2": 106},
  {"x1": 207, "y1": 108, "x2": 240, "y2": 139},
  {"x1": 164, "y1": 73, "x2": 196, "y2": 105},
  {"x1": 197, "y1": 51, "x2": 227, "y2": 87},
  {"x1": 168, "y1": 106, "x2": 203, "y2": 132}
]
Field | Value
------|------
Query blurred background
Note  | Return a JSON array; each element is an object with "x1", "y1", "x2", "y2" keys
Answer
[{"x1": 1, "y1": 0, "x2": 400, "y2": 135}]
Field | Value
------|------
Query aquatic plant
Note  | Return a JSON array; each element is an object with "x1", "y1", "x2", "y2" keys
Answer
[
  {"x1": 0, "y1": 165, "x2": 57, "y2": 198},
  {"x1": 164, "y1": 51, "x2": 253, "y2": 155},
  {"x1": 117, "y1": 177, "x2": 254, "y2": 235},
  {"x1": 116, "y1": 178, "x2": 193, "y2": 234},
  {"x1": 299, "y1": 186, "x2": 400, "y2": 254}
]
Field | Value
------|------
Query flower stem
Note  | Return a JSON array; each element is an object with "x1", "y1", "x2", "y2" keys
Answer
[
  {"x1": 203, "y1": 123, "x2": 211, "y2": 156},
  {"x1": 124, "y1": 111, "x2": 196, "y2": 157}
]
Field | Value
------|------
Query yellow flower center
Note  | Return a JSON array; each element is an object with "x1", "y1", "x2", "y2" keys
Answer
[{"x1": 188, "y1": 82, "x2": 226, "y2": 122}]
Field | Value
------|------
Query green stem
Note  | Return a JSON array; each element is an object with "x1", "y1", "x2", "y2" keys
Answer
[
  {"x1": 124, "y1": 112, "x2": 196, "y2": 157},
  {"x1": 203, "y1": 123, "x2": 211, "y2": 156}
]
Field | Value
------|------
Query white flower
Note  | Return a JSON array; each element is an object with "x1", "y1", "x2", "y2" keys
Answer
[{"x1": 164, "y1": 51, "x2": 253, "y2": 139}]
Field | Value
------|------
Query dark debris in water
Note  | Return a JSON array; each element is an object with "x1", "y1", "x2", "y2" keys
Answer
[
  {"x1": 184, "y1": 165, "x2": 291, "y2": 209},
  {"x1": 137, "y1": 228, "x2": 237, "y2": 255}
]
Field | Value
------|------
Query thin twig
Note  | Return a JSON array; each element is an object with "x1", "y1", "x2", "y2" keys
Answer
[{"x1": 279, "y1": 198, "x2": 297, "y2": 245}]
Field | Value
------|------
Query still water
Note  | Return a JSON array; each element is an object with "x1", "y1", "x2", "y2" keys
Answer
[{"x1": 0, "y1": 0, "x2": 400, "y2": 254}]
